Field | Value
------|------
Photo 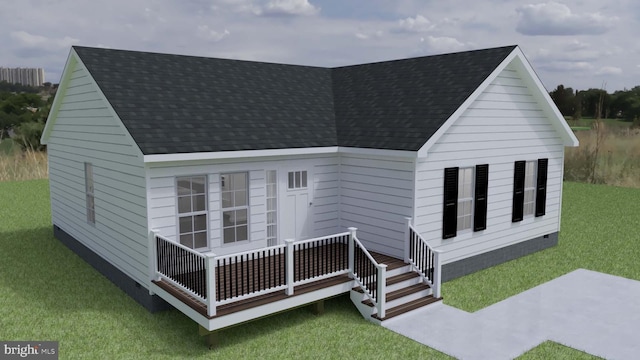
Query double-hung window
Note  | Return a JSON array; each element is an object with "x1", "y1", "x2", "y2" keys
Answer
[
  {"x1": 523, "y1": 161, "x2": 536, "y2": 217},
  {"x1": 512, "y1": 158, "x2": 548, "y2": 222},
  {"x1": 177, "y1": 176, "x2": 208, "y2": 249},
  {"x1": 457, "y1": 167, "x2": 474, "y2": 232},
  {"x1": 221, "y1": 173, "x2": 248, "y2": 244},
  {"x1": 443, "y1": 164, "x2": 489, "y2": 239}
]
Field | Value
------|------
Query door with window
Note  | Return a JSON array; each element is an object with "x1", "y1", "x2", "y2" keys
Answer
[{"x1": 281, "y1": 168, "x2": 312, "y2": 241}]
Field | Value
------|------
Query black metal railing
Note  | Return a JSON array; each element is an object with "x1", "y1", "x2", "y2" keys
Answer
[
  {"x1": 156, "y1": 235, "x2": 207, "y2": 299},
  {"x1": 293, "y1": 234, "x2": 349, "y2": 283},
  {"x1": 409, "y1": 225, "x2": 434, "y2": 282},
  {"x1": 216, "y1": 246, "x2": 286, "y2": 302},
  {"x1": 353, "y1": 238, "x2": 378, "y2": 302}
]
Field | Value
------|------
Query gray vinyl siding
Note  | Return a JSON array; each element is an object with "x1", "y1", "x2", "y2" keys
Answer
[
  {"x1": 147, "y1": 155, "x2": 340, "y2": 257},
  {"x1": 47, "y1": 58, "x2": 148, "y2": 287},
  {"x1": 414, "y1": 64, "x2": 564, "y2": 264},
  {"x1": 339, "y1": 154, "x2": 414, "y2": 258}
]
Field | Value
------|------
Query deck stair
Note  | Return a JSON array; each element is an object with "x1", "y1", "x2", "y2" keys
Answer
[{"x1": 350, "y1": 252, "x2": 442, "y2": 323}]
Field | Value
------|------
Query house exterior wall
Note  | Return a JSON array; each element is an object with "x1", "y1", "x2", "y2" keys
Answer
[
  {"x1": 46, "y1": 59, "x2": 149, "y2": 287},
  {"x1": 146, "y1": 154, "x2": 340, "y2": 256},
  {"x1": 414, "y1": 64, "x2": 565, "y2": 264},
  {"x1": 339, "y1": 154, "x2": 415, "y2": 258}
]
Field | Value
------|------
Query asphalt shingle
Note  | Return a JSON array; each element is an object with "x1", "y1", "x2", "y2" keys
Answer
[{"x1": 73, "y1": 45, "x2": 516, "y2": 155}]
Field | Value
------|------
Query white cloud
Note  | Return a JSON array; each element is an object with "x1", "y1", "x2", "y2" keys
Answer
[
  {"x1": 516, "y1": 2, "x2": 617, "y2": 36},
  {"x1": 10, "y1": 31, "x2": 79, "y2": 49},
  {"x1": 262, "y1": 0, "x2": 319, "y2": 16},
  {"x1": 538, "y1": 61, "x2": 594, "y2": 72},
  {"x1": 595, "y1": 66, "x2": 622, "y2": 76},
  {"x1": 354, "y1": 29, "x2": 383, "y2": 40},
  {"x1": 197, "y1": 25, "x2": 231, "y2": 42},
  {"x1": 420, "y1": 35, "x2": 468, "y2": 53},
  {"x1": 397, "y1": 14, "x2": 435, "y2": 33}
]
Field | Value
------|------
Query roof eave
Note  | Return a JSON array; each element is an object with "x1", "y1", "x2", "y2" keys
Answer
[{"x1": 143, "y1": 146, "x2": 417, "y2": 164}]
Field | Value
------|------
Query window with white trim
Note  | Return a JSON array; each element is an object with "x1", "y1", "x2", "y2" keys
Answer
[
  {"x1": 266, "y1": 170, "x2": 278, "y2": 247},
  {"x1": 177, "y1": 176, "x2": 208, "y2": 249},
  {"x1": 221, "y1": 173, "x2": 248, "y2": 244},
  {"x1": 85, "y1": 162, "x2": 95, "y2": 224},
  {"x1": 457, "y1": 167, "x2": 474, "y2": 232},
  {"x1": 523, "y1": 161, "x2": 537, "y2": 217},
  {"x1": 287, "y1": 171, "x2": 307, "y2": 190}
]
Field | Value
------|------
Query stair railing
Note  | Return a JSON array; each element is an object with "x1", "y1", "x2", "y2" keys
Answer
[
  {"x1": 348, "y1": 227, "x2": 387, "y2": 318},
  {"x1": 404, "y1": 218, "x2": 442, "y2": 298}
]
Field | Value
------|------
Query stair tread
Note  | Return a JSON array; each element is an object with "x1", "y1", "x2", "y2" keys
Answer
[
  {"x1": 372, "y1": 296, "x2": 443, "y2": 321},
  {"x1": 352, "y1": 272, "x2": 421, "y2": 292},
  {"x1": 362, "y1": 283, "x2": 431, "y2": 307},
  {"x1": 386, "y1": 272, "x2": 421, "y2": 286}
]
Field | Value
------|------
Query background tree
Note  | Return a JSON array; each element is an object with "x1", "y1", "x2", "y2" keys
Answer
[{"x1": 549, "y1": 85, "x2": 576, "y2": 117}]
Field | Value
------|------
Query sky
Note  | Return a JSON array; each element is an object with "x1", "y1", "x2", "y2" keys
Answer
[{"x1": 1, "y1": 0, "x2": 638, "y2": 92}]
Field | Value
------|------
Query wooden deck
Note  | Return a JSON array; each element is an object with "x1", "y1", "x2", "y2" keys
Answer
[{"x1": 153, "y1": 248, "x2": 404, "y2": 320}]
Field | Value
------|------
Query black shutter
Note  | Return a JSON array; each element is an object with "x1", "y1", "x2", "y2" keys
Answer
[
  {"x1": 474, "y1": 164, "x2": 489, "y2": 231},
  {"x1": 535, "y1": 158, "x2": 548, "y2": 217},
  {"x1": 512, "y1": 161, "x2": 525, "y2": 222},
  {"x1": 443, "y1": 167, "x2": 459, "y2": 239}
]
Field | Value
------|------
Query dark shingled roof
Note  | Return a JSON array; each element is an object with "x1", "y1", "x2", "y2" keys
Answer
[{"x1": 72, "y1": 45, "x2": 516, "y2": 155}]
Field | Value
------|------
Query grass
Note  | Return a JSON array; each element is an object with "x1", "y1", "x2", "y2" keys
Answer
[
  {"x1": 565, "y1": 124, "x2": 640, "y2": 188},
  {"x1": 0, "y1": 138, "x2": 16, "y2": 155},
  {"x1": 519, "y1": 341, "x2": 603, "y2": 360},
  {"x1": 444, "y1": 181, "x2": 640, "y2": 312},
  {"x1": 566, "y1": 117, "x2": 633, "y2": 129},
  {"x1": 0, "y1": 148, "x2": 48, "y2": 182},
  {"x1": 1, "y1": 180, "x2": 638, "y2": 358},
  {"x1": 0, "y1": 180, "x2": 451, "y2": 359}
]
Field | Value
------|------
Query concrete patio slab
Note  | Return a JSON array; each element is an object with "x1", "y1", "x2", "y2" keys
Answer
[{"x1": 383, "y1": 269, "x2": 640, "y2": 360}]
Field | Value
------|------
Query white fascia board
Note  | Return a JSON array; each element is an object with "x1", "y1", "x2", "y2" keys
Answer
[
  {"x1": 337, "y1": 146, "x2": 417, "y2": 159},
  {"x1": 416, "y1": 48, "x2": 520, "y2": 158},
  {"x1": 41, "y1": 49, "x2": 77, "y2": 145},
  {"x1": 509, "y1": 48, "x2": 579, "y2": 148},
  {"x1": 144, "y1": 147, "x2": 339, "y2": 163},
  {"x1": 143, "y1": 146, "x2": 416, "y2": 163}
]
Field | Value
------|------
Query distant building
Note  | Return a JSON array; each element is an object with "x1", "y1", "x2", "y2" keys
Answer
[{"x1": 0, "y1": 67, "x2": 45, "y2": 87}]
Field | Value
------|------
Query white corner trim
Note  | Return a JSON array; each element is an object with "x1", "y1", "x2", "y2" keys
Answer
[{"x1": 143, "y1": 146, "x2": 416, "y2": 163}]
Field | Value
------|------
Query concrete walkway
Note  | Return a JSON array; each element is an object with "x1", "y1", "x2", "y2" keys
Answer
[{"x1": 383, "y1": 269, "x2": 640, "y2": 360}]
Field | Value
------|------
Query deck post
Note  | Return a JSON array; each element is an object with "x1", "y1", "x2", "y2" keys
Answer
[
  {"x1": 404, "y1": 217, "x2": 412, "y2": 263},
  {"x1": 433, "y1": 250, "x2": 442, "y2": 298},
  {"x1": 285, "y1": 239, "x2": 295, "y2": 295},
  {"x1": 205, "y1": 253, "x2": 217, "y2": 317},
  {"x1": 347, "y1": 227, "x2": 357, "y2": 279},
  {"x1": 148, "y1": 229, "x2": 158, "y2": 295},
  {"x1": 377, "y1": 264, "x2": 387, "y2": 319}
]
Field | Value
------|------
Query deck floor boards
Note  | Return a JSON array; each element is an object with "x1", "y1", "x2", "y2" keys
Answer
[{"x1": 153, "y1": 243, "x2": 402, "y2": 319}]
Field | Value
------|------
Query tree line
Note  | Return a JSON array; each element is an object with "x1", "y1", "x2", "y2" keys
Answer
[
  {"x1": 0, "y1": 81, "x2": 53, "y2": 151},
  {"x1": 549, "y1": 85, "x2": 640, "y2": 122}
]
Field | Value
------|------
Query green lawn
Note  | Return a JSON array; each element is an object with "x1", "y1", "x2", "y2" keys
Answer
[
  {"x1": 1, "y1": 180, "x2": 638, "y2": 359},
  {"x1": 566, "y1": 116, "x2": 633, "y2": 130}
]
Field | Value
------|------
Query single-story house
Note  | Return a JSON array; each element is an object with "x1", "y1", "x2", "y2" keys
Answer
[{"x1": 41, "y1": 44, "x2": 578, "y2": 341}]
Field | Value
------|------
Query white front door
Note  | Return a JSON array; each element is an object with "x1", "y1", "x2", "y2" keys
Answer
[{"x1": 281, "y1": 168, "x2": 312, "y2": 241}]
